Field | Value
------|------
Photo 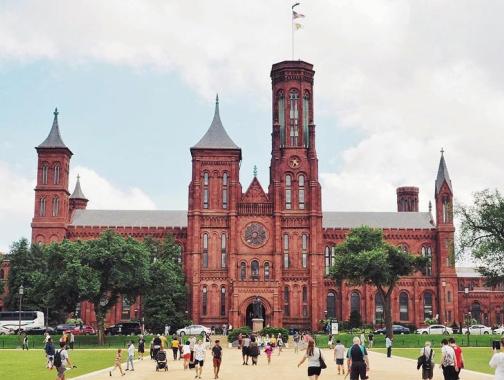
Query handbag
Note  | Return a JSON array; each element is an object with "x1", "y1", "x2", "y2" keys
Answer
[{"x1": 319, "y1": 348, "x2": 327, "y2": 370}]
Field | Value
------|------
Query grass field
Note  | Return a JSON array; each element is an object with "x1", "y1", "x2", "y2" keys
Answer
[
  {"x1": 373, "y1": 347, "x2": 495, "y2": 375},
  {"x1": 0, "y1": 349, "x2": 125, "y2": 379},
  {"x1": 0, "y1": 335, "x2": 154, "y2": 349}
]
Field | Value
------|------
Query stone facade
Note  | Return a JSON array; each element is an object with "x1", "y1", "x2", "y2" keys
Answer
[{"x1": 2, "y1": 59, "x2": 501, "y2": 330}]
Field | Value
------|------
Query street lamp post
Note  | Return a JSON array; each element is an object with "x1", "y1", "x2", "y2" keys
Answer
[
  {"x1": 441, "y1": 281, "x2": 447, "y2": 324},
  {"x1": 18, "y1": 285, "x2": 24, "y2": 334}
]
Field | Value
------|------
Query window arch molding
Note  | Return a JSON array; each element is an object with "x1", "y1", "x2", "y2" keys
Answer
[
  {"x1": 53, "y1": 162, "x2": 61, "y2": 185},
  {"x1": 239, "y1": 261, "x2": 247, "y2": 281},
  {"x1": 350, "y1": 290, "x2": 361, "y2": 314},
  {"x1": 41, "y1": 162, "x2": 49, "y2": 184},
  {"x1": 423, "y1": 291, "x2": 434, "y2": 320},
  {"x1": 326, "y1": 290, "x2": 337, "y2": 318},
  {"x1": 421, "y1": 245, "x2": 433, "y2": 275},
  {"x1": 399, "y1": 290, "x2": 409, "y2": 321},
  {"x1": 251, "y1": 259, "x2": 260, "y2": 280},
  {"x1": 264, "y1": 261, "x2": 271, "y2": 281},
  {"x1": 298, "y1": 173, "x2": 306, "y2": 210}
]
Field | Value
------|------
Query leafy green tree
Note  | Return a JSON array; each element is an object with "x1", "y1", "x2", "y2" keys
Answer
[
  {"x1": 349, "y1": 310, "x2": 362, "y2": 329},
  {"x1": 142, "y1": 236, "x2": 188, "y2": 333},
  {"x1": 329, "y1": 226, "x2": 425, "y2": 338},
  {"x1": 457, "y1": 189, "x2": 504, "y2": 285}
]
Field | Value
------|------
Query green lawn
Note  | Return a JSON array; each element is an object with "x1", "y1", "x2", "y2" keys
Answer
[
  {"x1": 373, "y1": 347, "x2": 495, "y2": 375},
  {"x1": 0, "y1": 335, "x2": 152, "y2": 349},
  {"x1": 0, "y1": 349, "x2": 124, "y2": 379}
]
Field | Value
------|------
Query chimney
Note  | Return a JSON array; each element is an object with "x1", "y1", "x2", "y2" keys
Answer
[{"x1": 396, "y1": 186, "x2": 419, "y2": 212}]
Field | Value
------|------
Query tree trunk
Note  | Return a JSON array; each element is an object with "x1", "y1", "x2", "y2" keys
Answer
[
  {"x1": 95, "y1": 306, "x2": 105, "y2": 345},
  {"x1": 383, "y1": 294, "x2": 393, "y2": 339}
]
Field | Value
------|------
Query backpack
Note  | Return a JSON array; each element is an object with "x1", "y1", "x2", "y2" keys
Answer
[{"x1": 53, "y1": 349, "x2": 63, "y2": 368}]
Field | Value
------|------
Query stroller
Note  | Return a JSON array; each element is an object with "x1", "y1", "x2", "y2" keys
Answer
[{"x1": 155, "y1": 349, "x2": 168, "y2": 371}]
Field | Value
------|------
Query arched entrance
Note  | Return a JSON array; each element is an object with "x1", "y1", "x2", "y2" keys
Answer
[
  {"x1": 245, "y1": 302, "x2": 266, "y2": 329},
  {"x1": 240, "y1": 296, "x2": 271, "y2": 329}
]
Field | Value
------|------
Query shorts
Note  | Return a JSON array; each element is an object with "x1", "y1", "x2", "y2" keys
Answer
[
  {"x1": 308, "y1": 366, "x2": 322, "y2": 376},
  {"x1": 138, "y1": 347, "x2": 145, "y2": 353},
  {"x1": 336, "y1": 358, "x2": 344, "y2": 365},
  {"x1": 183, "y1": 353, "x2": 191, "y2": 360},
  {"x1": 56, "y1": 366, "x2": 66, "y2": 377},
  {"x1": 242, "y1": 347, "x2": 249, "y2": 356},
  {"x1": 213, "y1": 358, "x2": 221, "y2": 367},
  {"x1": 195, "y1": 360, "x2": 204, "y2": 367}
]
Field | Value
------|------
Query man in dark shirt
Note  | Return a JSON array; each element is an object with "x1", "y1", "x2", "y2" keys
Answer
[
  {"x1": 212, "y1": 340, "x2": 223, "y2": 379},
  {"x1": 347, "y1": 337, "x2": 370, "y2": 380}
]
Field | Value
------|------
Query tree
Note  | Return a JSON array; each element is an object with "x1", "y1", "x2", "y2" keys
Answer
[
  {"x1": 142, "y1": 236, "x2": 188, "y2": 333},
  {"x1": 349, "y1": 310, "x2": 362, "y2": 329},
  {"x1": 329, "y1": 226, "x2": 425, "y2": 338},
  {"x1": 457, "y1": 189, "x2": 504, "y2": 286}
]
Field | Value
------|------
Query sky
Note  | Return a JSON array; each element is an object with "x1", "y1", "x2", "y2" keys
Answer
[{"x1": 1, "y1": 0, "x2": 504, "y2": 253}]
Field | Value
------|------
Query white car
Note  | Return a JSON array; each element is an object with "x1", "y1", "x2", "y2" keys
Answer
[
  {"x1": 176, "y1": 324, "x2": 211, "y2": 336},
  {"x1": 494, "y1": 326, "x2": 504, "y2": 335},
  {"x1": 0, "y1": 326, "x2": 14, "y2": 335},
  {"x1": 461, "y1": 324, "x2": 492, "y2": 335},
  {"x1": 416, "y1": 325, "x2": 453, "y2": 335}
]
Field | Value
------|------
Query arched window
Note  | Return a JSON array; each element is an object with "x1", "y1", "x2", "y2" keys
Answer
[
  {"x1": 423, "y1": 292, "x2": 433, "y2": 320},
  {"x1": 41, "y1": 164, "x2": 48, "y2": 185},
  {"x1": 220, "y1": 286, "x2": 226, "y2": 316},
  {"x1": 39, "y1": 197, "x2": 46, "y2": 217},
  {"x1": 327, "y1": 292, "x2": 336, "y2": 318},
  {"x1": 302, "y1": 286, "x2": 308, "y2": 317},
  {"x1": 399, "y1": 291, "x2": 409, "y2": 321},
  {"x1": 202, "y1": 286, "x2": 208, "y2": 315},
  {"x1": 422, "y1": 246, "x2": 433, "y2": 276},
  {"x1": 278, "y1": 91, "x2": 285, "y2": 147},
  {"x1": 471, "y1": 302, "x2": 481, "y2": 323},
  {"x1": 240, "y1": 262, "x2": 246, "y2": 281},
  {"x1": 285, "y1": 175, "x2": 292, "y2": 210},
  {"x1": 222, "y1": 173, "x2": 228, "y2": 209},
  {"x1": 283, "y1": 233, "x2": 289, "y2": 268},
  {"x1": 289, "y1": 90, "x2": 299, "y2": 146},
  {"x1": 203, "y1": 172, "x2": 209, "y2": 209},
  {"x1": 121, "y1": 297, "x2": 130, "y2": 320},
  {"x1": 324, "y1": 246, "x2": 331, "y2": 275},
  {"x1": 351, "y1": 291, "x2": 360, "y2": 314},
  {"x1": 251, "y1": 260, "x2": 259, "y2": 280},
  {"x1": 399, "y1": 243, "x2": 409, "y2": 253},
  {"x1": 301, "y1": 233, "x2": 308, "y2": 268},
  {"x1": 202, "y1": 233, "x2": 209, "y2": 268},
  {"x1": 221, "y1": 234, "x2": 227, "y2": 268},
  {"x1": 298, "y1": 175, "x2": 305, "y2": 209},
  {"x1": 375, "y1": 292, "x2": 384, "y2": 324},
  {"x1": 53, "y1": 164, "x2": 61, "y2": 185},
  {"x1": 442, "y1": 196, "x2": 451, "y2": 223},
  {"x1": 264, "y1": 262, "x2": 270, "y2": 281},
  {"x1": 52, "y1": 197, "x2": 59, "y2": 217},
  {"x1": 283, "y1": 286, "x2": 290, "y2": 316},
  {"x1": 302, "y1": 91, "x2": 310, "y2": 147}
]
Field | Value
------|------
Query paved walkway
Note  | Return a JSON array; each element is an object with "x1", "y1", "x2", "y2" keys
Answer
[{"x1": 74, "y1": 347, "x2": 493, "y2": 380}]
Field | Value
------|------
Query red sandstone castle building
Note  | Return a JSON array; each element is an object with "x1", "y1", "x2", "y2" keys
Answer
[{"x1": 20, "y1": 60, "x2": 504, "y2": 330}]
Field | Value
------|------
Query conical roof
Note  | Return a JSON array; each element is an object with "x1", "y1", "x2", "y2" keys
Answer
[
  {"x1": 38, "y1": 108, "x2": 69, "y2": 149},
  {"x1": 435, "y1": 150, "x2": 453, "y2": 194},
  {"x1": 192, "y1": 95, "x2": 240, "y2": 150},
  {"x1": 70, "y1": 175, "x2": 88, "y2": 200}
]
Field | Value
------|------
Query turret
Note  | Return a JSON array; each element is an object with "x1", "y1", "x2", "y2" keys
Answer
[
  {"x1": 69, "y1": 175, "x2": 88, "y2": 214},
  {"x1": 396, "y1": 186, "x2": 419, "y2": 212}
]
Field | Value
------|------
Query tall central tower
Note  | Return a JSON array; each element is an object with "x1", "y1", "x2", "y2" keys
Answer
[{"x1": 269, "y1": 61, "x2": 324, "y2": 329}]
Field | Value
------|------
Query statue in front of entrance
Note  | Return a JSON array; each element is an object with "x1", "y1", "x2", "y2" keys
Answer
[{"x1": 253, "y1": 296, "x2": 263, "y2": 319}]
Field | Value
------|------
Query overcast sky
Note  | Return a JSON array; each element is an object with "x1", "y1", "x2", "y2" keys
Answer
[{"x1": 1, "y1": 1, "x2": 503, "y2": 252}]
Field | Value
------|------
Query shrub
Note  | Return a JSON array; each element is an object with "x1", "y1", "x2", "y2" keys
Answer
[
  {"x1": 349, "y1": 311, "x2": 362, "y2": 328},
  {"x1": 260, "y1": 327, "x2": 289, "y2": 341},
  {"x1": 227, "y1": 326, "x2": 251, "y2": 342}
]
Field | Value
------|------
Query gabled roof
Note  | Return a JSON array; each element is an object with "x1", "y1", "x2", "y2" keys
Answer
[
  {"x1": 435, "y1": 151, "x2": 453, "y2": 194},
  {"x1": 192, "y1": 95, "x2": 240, "y2": 151},
  {"x1": 70, "y1": 175, "x2": 88, "y2": 200},
  {"x1": 241, "y1": 176, "x2": 269, "y2": 203},
  {"x1": 37, "y1": 108, "x2": 70, "y2": 150}
]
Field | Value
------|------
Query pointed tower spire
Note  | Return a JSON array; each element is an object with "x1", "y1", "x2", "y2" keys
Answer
[
  {"x1": 435, "y1": 148, "x2": 452, "y2": 194},
  {"x1": 38, "y1": 108, "x2": 69, "y2": 149},
  {"x1": 70, "y1": 174, "x2": 88, "y2": 200},
  {"x1": 253, "y1": 165, "x2": 258, "y2": 178}
]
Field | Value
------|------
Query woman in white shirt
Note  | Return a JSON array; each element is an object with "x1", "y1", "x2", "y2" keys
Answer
[
  {"x1": 297, "y1": 340, "x2": 324, "y2": 380},
  {"x1": 182, "y1": 340, "x2": 191, "y2": 370},
  {"x1": 490, "y1": 338, "x2": 504, "y2": 380}
]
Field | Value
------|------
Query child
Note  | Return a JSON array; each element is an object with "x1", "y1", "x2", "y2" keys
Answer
[
  {"x1": 44, "y1": 337, "x2": 55, "y2": 369},
  {"x1": 264, "y1": 342, "x2": 273, "y2": 365},
  {"x1": 334, "y1": 339, "x2": 346, "y2": 375},
  {"x1": 109, "y1": 348, "x2": 125, "y2": 377}
]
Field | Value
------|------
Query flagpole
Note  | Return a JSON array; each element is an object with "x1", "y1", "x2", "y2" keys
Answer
[{"x1": 291, "y1": 2, "x2": 300, "y2": 60}]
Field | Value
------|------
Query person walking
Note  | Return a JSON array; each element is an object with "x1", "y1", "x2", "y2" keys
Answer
[
  {"x1": 109, "y1": 348, "x2": 125, "y2": 377},
  {"x1": 172, "y1": 336, "x2": 180, "y2": 360},
  {"x1": 182, "y1": 340, "x2": 191, "y2": 370},
  {"x1": 334, "y1": 339, "x2": 346, "y2": 375},
  {"x1": 360, "y1": 333, "x2": 366, "y2": 347},
  {"x1": 297, "y1": 340, "x2": 324, "y2": 380},
  {"x1": 54, "y1": 340, "x2": 73, "y2": 380},
  {"x1": 294, "y1": 331, "x2": 301, "y2": 353},
  {"x1": 152, "y1": 334, "x2": 162, "y2": 360},
  {"x1": 69, "y1": 332, "x2": 75, "y2": 350},
  {"x1": 212, "y1": 340, "x2": 223, "y2": 379},
  {"x1": 328, "y1": 334, "x2": 334, "y2": 349},
  {"x1": 138, "y1": 335, "x2": 145, "y2": 360},
  {"x1": 386, "y1": 336, "x2": 393, "y2": 358},
  {"x1": 45, "y1": 337, "x2": 55, "y2": 369},
  {"x1": 347, "y1": 337, "x2": 370, "y2": 380},
  {"x1": 490, "y1": 337, "x2": 504, "y2": 380},
  {"x1": 265, "y1": 342, "x2": 273, "y2": 365},
  {"x1": 277, "y1": 333, "x2": 284, "y2": 356},
  {"x1": 194, "y1": 339, "x2": 206, "y2": 379},
  {"x1": 126, "y1": 341, "x2": 135, "y2": 371},
  {"x1": 22, "y1": 333, "x2": 29, "y2": 350},
  {"x1": 242, "y1": 334, "x2": 251, "y2": 365},
  {"x1": 449, "y1": 338, "x2": 464, "y2": 379},
  {"x1": 440, "y1": 339, "x2": 457, "y2": 380},
  {"x1": 249, "y1": 337, "x2": 260, "y2": 365},
  {"x1": 368, "y1": 333, "x2": 374, "y2": 349},
  {"x1": 419, "y1": 341, "x2": 434, "y2": 380}
]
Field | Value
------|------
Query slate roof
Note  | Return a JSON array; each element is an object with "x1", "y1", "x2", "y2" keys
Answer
[
  {"x1": 38, "y1": 108, "x2": 69, "y2": 149},
  {"x1": 456, "y1": 267, "x2": 482, "y2": 278},
  {"x1": 69, "y1": 210, "x2": 434, "y2": 229},
  {"x1": 70, "y1": 176, "x2": 87, "y2": 200},
  {"x1": 192, "y1": 96, "x2": 240, "y2": 150},
  {"x1": 435, "y1": 152, "x2": 453, "y2": 193}
]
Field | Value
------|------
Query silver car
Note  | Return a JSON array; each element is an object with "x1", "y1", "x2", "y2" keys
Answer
[
  {"x1": 176, "y1": 324, "x2": 211, "y2": 336},
  {"x1": 461, "y1": 324, "x2": 492, "y2": 335},
  {"x1": 416, "y1": 324, "x2": 453, "y2": 335}
]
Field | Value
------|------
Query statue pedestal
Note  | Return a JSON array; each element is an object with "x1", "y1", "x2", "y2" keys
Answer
[{"x1": 252, "y1": 318, "x2": 264, "y2": 333}]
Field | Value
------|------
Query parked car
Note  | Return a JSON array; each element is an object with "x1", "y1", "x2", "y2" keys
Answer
[
  {"x1": 461, "y1": 324, "x2": 492, "y2": 335},
  {"x1": 23, "y1": 326, "x2": 55, "y2": 335},
  {"x1": 416, "y1": 324, "x2": 453, "y2": 335},
  {"x1": 0, "y1": 325, "x2": 14, "y2": 335},
  {"x1": 105, "y1": 322, "x2": 141, "y2": 336},
  {"x1": 494, "y1": 326, "x2": 504, "y2": 335},
  {"x1": 176, "y1": 325, "x2": 211, "y2": 336},
  {"x1": 374, "y1": 325, "x2": 411, "y2": 335},
  {"x1": 55, "y1": 324, "x2": 76, "y2": 333},
  {"x1": 64, "y1": 325, "x2": 96, "y2": 335}
]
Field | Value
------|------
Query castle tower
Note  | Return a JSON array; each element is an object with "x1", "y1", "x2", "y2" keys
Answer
[
  {"x1": 269, "y1": 61, "x2": 324, "y2": 330},
  {"x1": 188, "y1": 96, "x2": 241, "y2": 323},
  {"x1": 69, "y1": 175, "x2": 88, "y2": 215},
  {"x1": 31, "y1": 108, "x2": 72, "y2": 243},
  {"x1": 396, "y1": 186, "x2": 419, "y2": 212}
]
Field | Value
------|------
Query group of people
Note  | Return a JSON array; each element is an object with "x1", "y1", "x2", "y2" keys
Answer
[{"x1": 41, "y1": 331, "x2": 75, "y2": 380}]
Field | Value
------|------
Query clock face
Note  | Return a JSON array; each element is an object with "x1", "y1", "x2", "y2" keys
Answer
[
  {"x1": 289, "y1": 156, "x2": 301, "y2": 169},
  {"x1": 243, "y1": 222, "x2": 268, "y2": 248}
]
